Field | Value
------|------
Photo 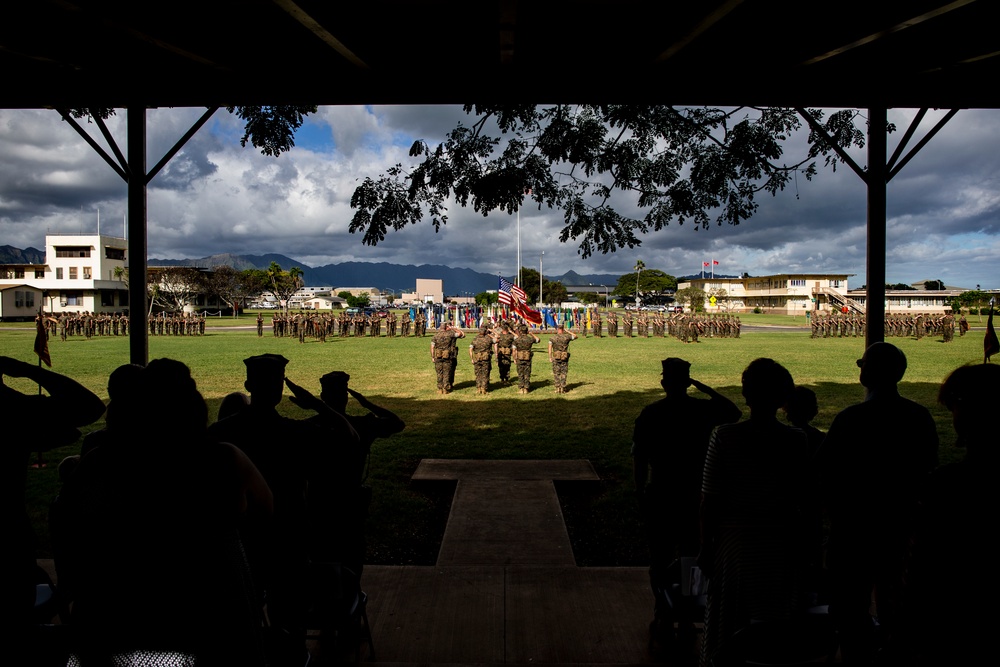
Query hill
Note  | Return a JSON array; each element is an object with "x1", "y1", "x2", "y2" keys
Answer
[
  {"x1": 147, "y1": 254, "x2": 621, "y2": 295},
  {"x1": 5, "y1": 243, "x2": 621, "y2": 295},
  {"x1": 0, "y1": 245, "x2": 45, "y2": 265}
]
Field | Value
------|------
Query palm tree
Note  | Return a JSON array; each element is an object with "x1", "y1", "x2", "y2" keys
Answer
[
  {"x1": 268, "y1": 261, "x2": 305, "y2": 314},
  {"x1": 633, "y1": 260, "x2": 645, "y2": 307}
]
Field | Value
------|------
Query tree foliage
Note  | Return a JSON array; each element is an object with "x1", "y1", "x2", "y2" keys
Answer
[
  {"x1": 675, "y1": 286, "x2": 707, "y2": 312},
  {"x1": 225, "y1": 105, "x2": 317, "y2": 156},
  {"x1": 350, "y1": 105, "x2": 872, "y2": 258},
  {"x1": 205, "y1": 266, "x2": 268, "y2": 316},
  {"x1": 267, "y1": 261, "x2": 304, "y2": 313},
  {"x1": 69, "y1": 105, "x2": 316, "y2": 157},
  {"x1": 476, "y1": 291, "x2": 498, "y2": 306},
  {"x1": 338, "y1": 290, "x2": 371, "y2": 308},
  {"x1": 151, "y1": 267, "x2": 205, "y2": 312},
  {"x1": 518, "y1": 267, "x2": 567, "y2": 305},
  {"x1": 613, "y1": 268, "x2": 677, "y2": 298},
  {"x1": 347, "y1": 293, "x2": 371, "y2": 308}
]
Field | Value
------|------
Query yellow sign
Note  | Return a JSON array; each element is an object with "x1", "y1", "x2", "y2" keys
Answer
[{"x1": 709, "y1": 296, "x2": 717, "y2": 305}]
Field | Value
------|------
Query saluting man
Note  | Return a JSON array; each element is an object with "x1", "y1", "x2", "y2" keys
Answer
[{"x1": 547, "y1": 322, "x2": 577, "y2": 394}]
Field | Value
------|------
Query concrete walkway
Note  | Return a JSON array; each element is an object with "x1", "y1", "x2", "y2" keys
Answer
[
  {"x1": 359, "y1": 459, "x2": 658, "y2": 665},
  {"x1": 38, "y1": 459, "x2": 661, "y2": 665}
]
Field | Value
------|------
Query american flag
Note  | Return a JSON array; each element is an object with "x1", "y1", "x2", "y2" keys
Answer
[{"x1": 498, "y1": 277, "x2": 527, "y2": 305}]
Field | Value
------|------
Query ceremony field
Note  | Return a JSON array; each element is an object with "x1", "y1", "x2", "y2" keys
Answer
[{"x1": 1, "y1": 318, "x2": 985, "y2": 566}]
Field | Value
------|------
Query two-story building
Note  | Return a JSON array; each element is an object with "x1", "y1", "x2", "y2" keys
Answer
[
  {"x1": 681, "y1": 273, "x2": 855, "y2": 314},
  {"x1": 0, "y1": 233, "x2": 129, "y2": 317}
]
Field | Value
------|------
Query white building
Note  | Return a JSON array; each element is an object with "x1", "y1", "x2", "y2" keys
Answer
[
  {"x1": 0, "y1": 284, "x2": 41, "y2": 321},
  {"x1": 681, "y1": 273, "x2": 855, "y2": 315},
  {"x1": 0, "y1": 233, "x2": 129, "y2": 315},
  {"x1": 848, "y1": 288, "x2": 963, "y2": 315}
]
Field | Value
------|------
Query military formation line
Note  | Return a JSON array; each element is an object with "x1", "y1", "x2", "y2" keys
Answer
[
  {"x1": 259, "y1": 310, "x2": 744, "y2": 343},
  {"x1": 810, "y1": 312, "x2": 969, "y2": 342}
]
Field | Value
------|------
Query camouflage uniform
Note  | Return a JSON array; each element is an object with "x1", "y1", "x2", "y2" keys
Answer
[
  {"x1": 431, "y1": 325, "x2": 464, "y2": 394},
  {"x1": 513, "y1": 325, "x2": 540, "y2": 394},
  {"x1": 495, "y1": 325, "x2": 516, "y2": 383},
  {"x1": 469, "y1": 327, "x2": 495, "y2": 394},
  {"x1": 548, "y1": 327, "x2": 577, "y2": 394}
]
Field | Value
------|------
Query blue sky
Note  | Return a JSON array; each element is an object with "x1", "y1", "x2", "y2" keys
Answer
[{"x1": 1, "y1": 106, "x2": 998, "y2": 290}]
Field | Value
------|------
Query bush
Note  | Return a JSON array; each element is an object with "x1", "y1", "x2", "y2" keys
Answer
[{"x1": 753, "y1": 306, "x2": 763, "y2": 314}]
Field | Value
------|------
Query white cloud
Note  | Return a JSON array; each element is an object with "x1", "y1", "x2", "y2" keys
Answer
[{"x1": 1, "y1": 106, "x2": 999, "y2": 290}]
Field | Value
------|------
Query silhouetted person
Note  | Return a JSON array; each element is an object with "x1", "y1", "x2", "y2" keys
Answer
[
  {"x1": 79, "y1": 363, "x2": 144, "y2": 457},
  {"x1": 0, "y1": 355, "x2": 104, "y2": 626},
  {"x1": 899, "y1": 363, "x2": 998, "y2": 664},
  {"x1": 782, "y1": 385, "x2": 827, "y2": 595},
  {"x1": 54, "y1": 359, "x2": 272, "y2": 665},
  {"x1": 817, "y1": 342, "x2": 938, "y2": 662},
  {"x1": 312, "y1": 371, "x2": 404, "y2": 484},
  {"x1": 632, "y1": 358, "x2": 741, "y2": 648},
  {"x1": 209, "y1": 354, "x2": 358, "y2": 659},
  {"x1": 699, "y1": 358, "x2": 813, "y2": 667},
  {"x1": 783, "y1": 386, "x2": 826, "y2": 454},
  {"x1": 217, "y1": 391, "x2": 250, "y2": 422}
]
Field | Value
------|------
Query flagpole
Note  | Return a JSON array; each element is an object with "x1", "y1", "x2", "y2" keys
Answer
[{"x1": 516, "y1": 207, "x2": 521, "y2": 287}]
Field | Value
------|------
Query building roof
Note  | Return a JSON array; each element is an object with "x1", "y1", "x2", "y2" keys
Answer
[{"x1": 5, "y1": 1, "x2": 1000, "y2": 110}]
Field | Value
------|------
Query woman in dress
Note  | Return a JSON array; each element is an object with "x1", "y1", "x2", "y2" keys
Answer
[{"x1": 55, "y1": 358, "x2": 273, "y2": 665}]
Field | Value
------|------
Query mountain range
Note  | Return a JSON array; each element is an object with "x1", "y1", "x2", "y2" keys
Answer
[
  {"x1": 146, "y1": 253, "x2": 625, "y2": 295},
  {"x1": 0, "y1": 245, "x2": 621, "y2": 295}
]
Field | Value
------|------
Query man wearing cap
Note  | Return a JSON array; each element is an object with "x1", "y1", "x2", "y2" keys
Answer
[
  {"x1": 547, "y1": 322, "x2": 577, "y2": 394},
  {"x1": 513, "y1": 324, "x2": 540, "y2": 394},
  {"x1": 209, "y1": 354, "x2": 358, "y2": 649},
  {"x1": 469, "y1": 325, "x2": 496, "y2": 394},
  {"x1": 310, "y1": 371, "x2": 405, "y2": 480},
  {"x1": 292, "y1": 370, "x2": 404, "y2": 574},
  {"x1": 817, "y1": 342, "x2": 938, "y2": 662},
  {"x1": 430, "y1": 322, "x2": 465, "y2": 394},
  {"x1": 631, "y1": 358, "x2": 740, "y2": 647}
]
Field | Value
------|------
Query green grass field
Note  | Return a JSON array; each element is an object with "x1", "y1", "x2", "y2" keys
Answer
[{"x1": 1, "y1": 318, "x2": 985, "y2": 565}]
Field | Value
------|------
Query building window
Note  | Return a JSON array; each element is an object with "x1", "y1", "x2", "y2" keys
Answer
[
  {"x1": 83, "y1": 267, "x2": 92, "y2": 279},
  {"x1": 790, "y1": 279, "x2": 806, "y2": 287},
  {"x1": 14, "y1": 269, "x2": 25, "y2": 279},
  {"x1": 55, "y1": 247, "x2": 91, "y2": 258},
  {"x1": 101, "y1": 290, "x2": 115, "y2": 307},
  {"x1": 14, "y1": 291, "x2": 24, "y2": 308},
  {"x1": 69, "y1": 267, "x2": 78, "y2": 279},
  {"x1": 26, "y1": 292, "x2": 34, "y2": 308},
  {"x1": 56, "y1": 268, "x2": 63, "y2": 279},
  {"x1": 105, "y1": 247, "x2": 126, "y2": 260},
  {"x1": 34, "y1": 269, "x2": 45, "y2": 278},
  {"x1": 64, "y1": 291, "x2": 82, "y2": 306}
]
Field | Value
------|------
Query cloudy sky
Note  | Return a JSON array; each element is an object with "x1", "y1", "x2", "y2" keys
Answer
[{"x1": 1, "y1": 106, "x2": 998, "y2": 290}]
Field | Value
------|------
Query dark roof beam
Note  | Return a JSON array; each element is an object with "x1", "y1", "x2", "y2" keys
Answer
[
  {"x1": 887, "y1": 108, "x2": 959, "y2": 182},
  {"x1": 54, "y1": 0, "x2": 229, "y2": 70},
  {"x1": 146, "y1": 107, "x2": 219, "y2": 185},
  {"x1": 794, "y1": 107, "x2": 867, "y2": 182},
  {"x1": 798, "y1": 0, "x2": 977, "y2": 67},
  {"x1": 499, "y1": 0, "x2": 518, "y2": 65},
  {"x1": 271, "y1": 0, "x2": 370, "y2": 69},
  {"x1": 56, "y1": 109, "x2": 129, "y2": 182},
  {"x1": 653, "y1": 0, "x2": 744, "y2": 64}
]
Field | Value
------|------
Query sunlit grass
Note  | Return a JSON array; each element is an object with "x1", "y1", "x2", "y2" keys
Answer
[{"x1": 2, "y1": 322, "x2": 982, "y2": 564}]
